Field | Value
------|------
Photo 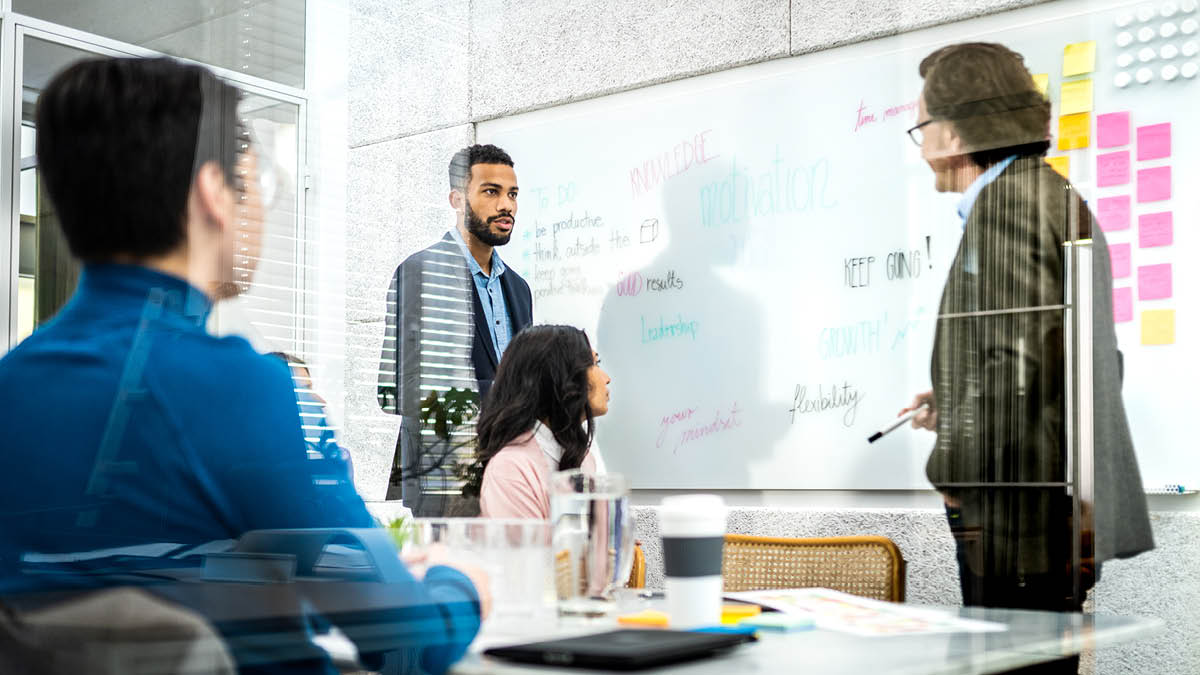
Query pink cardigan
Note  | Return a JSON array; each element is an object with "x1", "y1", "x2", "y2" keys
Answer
[{"x1": 479, "y1": 430, "x2": 596, "y2": 520}]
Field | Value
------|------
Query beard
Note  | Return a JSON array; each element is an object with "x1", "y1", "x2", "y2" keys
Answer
[{"x1": 465, "y1": 202, "x2": 513, "y2": 247}]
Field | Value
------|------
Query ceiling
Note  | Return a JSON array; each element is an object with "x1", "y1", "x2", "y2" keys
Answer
[{"x1": 14, "y1": 0, "x2": 305, "y2": 88}]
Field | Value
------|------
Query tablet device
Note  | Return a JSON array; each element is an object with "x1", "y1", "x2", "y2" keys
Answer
[{"x1": 483, "y1": 629, "x2": 753, "y2": 670}]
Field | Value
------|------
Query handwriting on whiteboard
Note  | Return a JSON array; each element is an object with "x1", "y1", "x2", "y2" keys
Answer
[
  {"x1": 615, "y1": 270, "x2": 686, "y2": 297},
  {"x1": 630, "y1": 130, "x2": 719, "y2": 199},
  {"x1": 657, "y1": 402, "x2": 744, "y2": 454},
  {"x1": 790, "y1": 382, "x2": 865, "y2": 427},
  {"x1": 854, "y1": 99, "x2": 919, "y2": 132},
  {"x1": 698, "y1": 148, "x2": 837, "y2": 227},
  {"x1": 641, "y1": 314, "x2": 700, "y2": 343}
]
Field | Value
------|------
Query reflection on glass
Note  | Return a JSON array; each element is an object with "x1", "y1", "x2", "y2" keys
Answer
[
  {"x1": 209, "y1": 95, "x2": 301, "y2": 353},
  {"x1": 13, "y1": 0, "x2": 306, "y2": 88},
  {"x1": 15, "y1": 38, "x2": 97, "y2": 343},
  {"x1": 911, "y1": 46, "x2": 1152, "y2": 670}
]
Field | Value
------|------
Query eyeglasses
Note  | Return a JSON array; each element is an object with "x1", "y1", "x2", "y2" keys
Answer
[{"x1": 906, "y1": 119, "x2": 936, "y2": 146}]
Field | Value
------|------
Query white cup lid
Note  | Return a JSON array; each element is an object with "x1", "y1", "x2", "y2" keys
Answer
[{"x1": 660, "y1": 494, "x2": 726, "y2": 536}]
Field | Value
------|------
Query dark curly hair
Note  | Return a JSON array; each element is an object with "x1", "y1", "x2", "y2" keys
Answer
[
  {"x1": 919, "y1": 42, "x2": 1051, "y2": 167},
  {"x1": 475, "y1": 325, "x2": 596, "y2": 473},
  {"x1": 448, "y1": 143, "x2": 514, "y2": 192}
]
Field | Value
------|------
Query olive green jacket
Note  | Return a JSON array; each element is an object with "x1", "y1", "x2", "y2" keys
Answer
[{"x1": 926, "y1": 155, "x2": 1153, "y2": 578}]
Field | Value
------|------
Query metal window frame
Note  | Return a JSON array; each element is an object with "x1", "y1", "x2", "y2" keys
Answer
[{"x1": 0, "y1": 9, "x2": 310, "y2": 355}]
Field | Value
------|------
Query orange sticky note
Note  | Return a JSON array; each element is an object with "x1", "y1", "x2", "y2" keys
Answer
[
  {"x1": 1032, "y1": 73, "x2": 1050, "y2": 96},
  {"x1": 618, "y1": 610, "x2": 669, "y2": 627},
  {"x1": 1063, "y1": 41, "x2": 1097, "y2": 76},
  {"x1": 1060, "y1": 79, "x2": 1094, "y2": 115},
  {"x1": 1058, "y1": 113, "x2": 1090, "y2": 150},
  {"x1": 1045, "y1": 155, "x2": 1070, "y2": 178},
  {"x1": 1141, "y1": 309, "x2": 1175, "y2": 346}
]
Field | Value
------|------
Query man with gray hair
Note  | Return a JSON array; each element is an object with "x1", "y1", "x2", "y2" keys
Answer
[{"x1": 899, "y1": 42, "x2": 1152, "y2": 673}]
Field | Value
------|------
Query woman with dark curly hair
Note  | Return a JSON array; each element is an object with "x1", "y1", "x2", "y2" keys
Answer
[{"x1": 477, "y1": 325, "x2": 611, "y2": 519}]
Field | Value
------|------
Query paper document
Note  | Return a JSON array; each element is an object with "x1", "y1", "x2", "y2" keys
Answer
[{"x1": 723, "y1": 588, "x2": 1006, "y2": 637}]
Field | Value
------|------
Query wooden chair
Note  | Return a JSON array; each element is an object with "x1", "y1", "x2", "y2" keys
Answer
[
  {"x1": 722, "y1": 534, "x2": 906, "y2": 602},
  {"x1": 627, "y1": 542, "x2": 646, "y2": 589}
]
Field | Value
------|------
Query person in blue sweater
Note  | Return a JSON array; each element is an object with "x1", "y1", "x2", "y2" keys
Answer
[{"x1": 0, "y1": 57, "x2": 487, "y2": 673}]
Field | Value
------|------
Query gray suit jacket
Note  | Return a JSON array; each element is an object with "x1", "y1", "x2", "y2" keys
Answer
[{"x1": 926, "y1": 156, "x2": 1153, "y2": 576}]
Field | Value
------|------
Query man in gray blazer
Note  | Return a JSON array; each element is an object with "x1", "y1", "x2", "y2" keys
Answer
[{"x1": 900, "y1": 42, "x2": 1153, "y2": 669}]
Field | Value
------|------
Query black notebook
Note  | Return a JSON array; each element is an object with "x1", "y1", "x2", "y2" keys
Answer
[{"x1": 483, "y1": 629, "x2": 753, "y2": 671}]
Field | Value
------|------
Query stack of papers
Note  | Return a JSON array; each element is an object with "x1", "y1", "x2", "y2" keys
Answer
[{"x1": 723, "y1": 588, "x2": 1006, "y2": 637}]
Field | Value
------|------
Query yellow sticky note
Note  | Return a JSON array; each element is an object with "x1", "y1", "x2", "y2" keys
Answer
[
  {"x1": 617, "y1": 610, "x2": 669, "y2": 627},
  {"x1": 1058, "y1": 113, "x2": 1090, "y2": 150},
  {"x1": 1063, "y1": 41, "x2": 1097, "y2": 77},
  {"x1": 1060, "y1": 79, "x2": 1094, "y2": 115},
  {"x1": 721, "y1": 604, "x2": 762, "y2": 624},
  {"x1": 1141, "y1": 309, "x2": 1176, "y2": 346},
  {"x1": 1045, "y1": 155, "x2": 1070, "y2": 178},
  {"x1": 1032, "y1": 73, "x2": 1050, "y2": 96}
]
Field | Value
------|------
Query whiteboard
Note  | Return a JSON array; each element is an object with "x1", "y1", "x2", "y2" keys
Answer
[{"x1": 479, "y1": 0, "x2": 1198, "y2": 490}]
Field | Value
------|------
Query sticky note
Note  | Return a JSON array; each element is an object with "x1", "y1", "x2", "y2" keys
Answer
[
  {"x1": 1110, "y1": 242, "x2": 1131, "y2": 278},
  {"x1": 721, "y1": 604, "x2": 762, "y2": 624},
  {"x1": 1060, "y1": 79, "x2": 1094, "y2": 115},
  {"x1": 1141, "y1": 309, "x2": 1175, "y2": 346},
  {"x1": 1136, "y1": 123, "x2": 1172, "y2": 160},
  {"x1": 1097, "y1": 112, "x2": 1131, "y2": 147},
  {"x1": 1063, "y1": 41, "x2": 1097, "y2": 76},
  {"x1": 1113, "y1": 287, "x2": 1133, "y2": 323},
  {"x1": 1096, "y1": 195, "x2": 1131, "y2": 231},
  {"x1": 1137, "y1": 166, "x2": 1171, "y2": 202},
  {"x1": 1045, "y1": 155, "x2": 1070, "y2": 178},
  {"x1": 1096, "y1": 151, "x2": 1130, "y2": 187},
  {"x1": 1032, "y1": 73, "x2": 1050, "y2": 96},
  {"x1": 1058, "y1": 113, "x2": 1090, "y2": 150},
  {"x1": 1138, "y1": 263, "x2": 1173, "y2": 300},
  {"x1": 1139, "y1": 212, "x2": 1173, "y2": 247},
  {"x1": 618, "y1": 610, "x2": 669, "y2": 627}
]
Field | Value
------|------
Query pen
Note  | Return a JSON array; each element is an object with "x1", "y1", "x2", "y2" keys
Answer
[{"x1": 867, "y1": 403, "x2": 930, "y2": 443}]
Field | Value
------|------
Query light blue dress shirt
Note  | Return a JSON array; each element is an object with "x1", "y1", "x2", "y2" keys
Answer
[
  {"x1": 955, "y1": 155, "x2": 1017, "y2": 274},
  {"x1": 956, "y1": 154, "x2": 1018, "y2": 228},
  {"x1": 450, "y1": 227, "x2": 513, "y2": 359}
]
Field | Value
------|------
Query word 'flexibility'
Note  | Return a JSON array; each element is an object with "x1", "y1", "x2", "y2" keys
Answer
[{"x1": 790, "y1": 382, "x2": 864, "y2": 428}]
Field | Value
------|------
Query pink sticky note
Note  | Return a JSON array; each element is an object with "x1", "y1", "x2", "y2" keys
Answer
[
  {"x1": 1137, "y1": 166, "x2": 1171, "y2": 202},
  {"x1": 1096, "y1": 195, "x2": 1131, "y2": 231},
  {"x1": 1110, "y1": 242, "x2": 1131, "y2": 278},
  {"x1": 1137, "y1": 123, "x2": 1171, "y2": 161},
  {"x1": 1113, "y1": 287, "x2": 1133, "y2": 323},
  {"x1": 1137, "y1": 263, "x2": 1172, "y2": 300},
  {"x1": 1097, "y1": 112, "x2": 1130, "y2": 148},
  {"x1": 1096, "y1": 151, "x2": 1130, "y2": 187},
  {"x1": 1139, "y1": 212, "x2": 1173, "y2": 248}
]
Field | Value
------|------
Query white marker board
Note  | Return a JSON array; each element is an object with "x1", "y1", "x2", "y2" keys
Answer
[{"x1": 479, "y1": 0, "x2": 1198, "y2": 490}]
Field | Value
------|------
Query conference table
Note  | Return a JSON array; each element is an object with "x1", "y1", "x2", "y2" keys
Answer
[
  {"x1": 455, "y1": 598, "x2": 1162, "y2": 675},
  {"x1": 4, "y1": 572, "x2": 1161, "y2": 674}
]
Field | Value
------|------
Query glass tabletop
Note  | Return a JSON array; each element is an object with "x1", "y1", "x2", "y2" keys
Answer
[{"x1": 457, "y1": 601, "x2": 1163, "y2": 675}]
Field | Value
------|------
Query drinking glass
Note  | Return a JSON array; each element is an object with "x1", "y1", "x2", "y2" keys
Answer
[
  {"x1": 406, "y1": 518, "x2": 553, "y2": 623},
  {"x1": 549, "y1": 470, "x2": 635, "y2": 617}
]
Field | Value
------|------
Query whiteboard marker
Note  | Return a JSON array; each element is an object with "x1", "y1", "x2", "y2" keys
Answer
[{"x1": 867, "y1": 403, "x2": 930, "y2": 443}]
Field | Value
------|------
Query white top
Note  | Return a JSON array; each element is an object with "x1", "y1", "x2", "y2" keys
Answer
[{"x1": 533, "y1": 421, "x2": 607, "y2": 474}]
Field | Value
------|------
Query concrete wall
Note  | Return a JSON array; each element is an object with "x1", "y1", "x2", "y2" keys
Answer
[{"x1": 345, "y1": 1, "x2": 1198, "y2": 673}]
